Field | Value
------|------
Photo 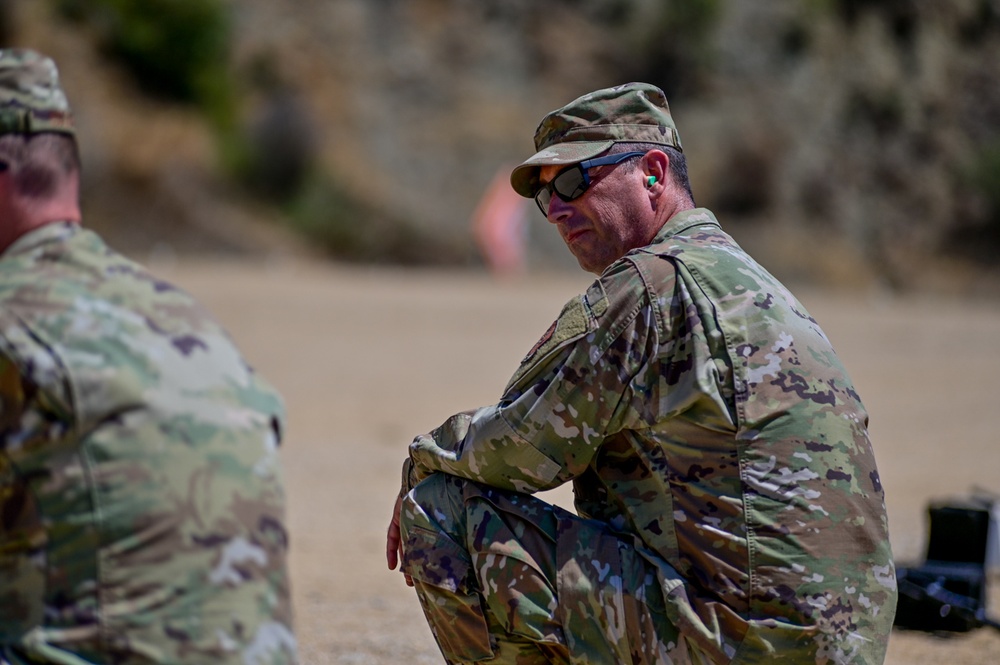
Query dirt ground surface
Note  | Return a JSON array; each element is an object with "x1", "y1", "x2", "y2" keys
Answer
[{"x1": 154, "y1": 257, "x2": 1000, "y2": 664}]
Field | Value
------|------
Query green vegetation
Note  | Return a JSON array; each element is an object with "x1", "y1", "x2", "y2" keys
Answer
[
  {"x1": 54, "y1": 0, "x2": 253, "y2": 203},
  {"x1": 53, "y1": 0, "x2": 253, "y2": 200},
  {"x1": 54, "y1": 0, "x2": 231, "y2": 104},
  {"x1": 48, "y1": 0, "x2": 461, "y2": 264}
]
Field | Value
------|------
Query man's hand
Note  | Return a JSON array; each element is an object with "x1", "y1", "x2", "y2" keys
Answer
[{"x1": 386, "y1": 494, "x2": 413, "y2": 586}]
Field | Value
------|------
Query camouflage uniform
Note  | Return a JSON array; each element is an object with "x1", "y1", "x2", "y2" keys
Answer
[
  {"x1": 0, "y1": 50, "x2": 296, "y2": 665},
  {"x1": 398, "y1": 85, "x2": 896, "y2": 664}
]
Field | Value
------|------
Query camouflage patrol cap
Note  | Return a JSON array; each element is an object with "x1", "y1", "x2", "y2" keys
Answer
[
  {"x1": 510, "y1": 82, "x2": 682, "y2": 198},
  {"x1": 0, "y1": 49, "x2": 74, "y2": 137}
]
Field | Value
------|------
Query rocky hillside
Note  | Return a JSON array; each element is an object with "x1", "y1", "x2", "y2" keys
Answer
[{"x1": 4, "y1": 0, "x2": 999, "y2": 293}]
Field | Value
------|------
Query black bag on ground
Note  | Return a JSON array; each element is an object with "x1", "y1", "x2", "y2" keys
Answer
[{"x1": 893, "y1": 499, "x2": 999, "y2": 634}]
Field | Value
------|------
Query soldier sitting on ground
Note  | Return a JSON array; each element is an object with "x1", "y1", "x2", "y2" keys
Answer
[
  {"x1": 387, "y1": 82, "x2": 897, "y2": 664},
  {"x1": 0, "y1": 49, "x2": 297, "y2": 664}
]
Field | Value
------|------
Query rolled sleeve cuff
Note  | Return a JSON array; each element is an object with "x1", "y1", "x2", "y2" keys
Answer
[{"x1": 400, "y1": 457, "x2": 418, "y2": 496}]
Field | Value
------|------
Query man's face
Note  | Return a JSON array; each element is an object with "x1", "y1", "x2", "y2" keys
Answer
[{"x1": 537, "y1": 157, "x2": 651, "y2": 274}]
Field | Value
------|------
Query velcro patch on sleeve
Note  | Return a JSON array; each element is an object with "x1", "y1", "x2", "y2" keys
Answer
[{"x1": 505, "y1": 280, "x2": 607, "y2": 393}]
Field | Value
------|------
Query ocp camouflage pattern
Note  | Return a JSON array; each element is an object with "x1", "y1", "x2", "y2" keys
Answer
[
  {"x1": 401, "y1": 208, "x2": 896, "y2": 663},
  {"x1": 510, "y1": 82, "x2": 683, "y2": 198},
  {"x1": 534, "y1": 82, "x2": 681, "y2": 153},
  {"x1": 0, "y1": 223, "x2": 296, "y2": 664},
  {"x1": 0, "y1": 49, "x2": 74, "y2": 137}
]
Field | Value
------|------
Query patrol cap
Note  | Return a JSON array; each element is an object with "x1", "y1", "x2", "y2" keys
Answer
[
  {"x1": 510, "y1": 82, "x2": 682, "y2": 198},
  {"x1": 0, "y1": 49, "x2": 74, "y2": 138}
]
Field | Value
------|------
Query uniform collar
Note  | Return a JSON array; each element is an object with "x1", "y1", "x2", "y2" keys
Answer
[
  {"x1": 649, "y1": 207, "x2": 721, "y2": 246},
  {"x1": 1, "y1": 220, "x2": 81, "y2": 258}
]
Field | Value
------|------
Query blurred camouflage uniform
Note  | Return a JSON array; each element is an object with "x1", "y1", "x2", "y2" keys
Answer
[
  {"x1": 0, "y1": 50, "x2": 296, "y2": 664},
  {"x1": 398, "y1": 84, "x2": 896, "y2": 664}
]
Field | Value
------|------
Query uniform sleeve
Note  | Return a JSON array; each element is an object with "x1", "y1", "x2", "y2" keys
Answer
[
  {"x1": 0, "y1": 340, "x2": 76, "y2": 576},
  {"x1": 406, "y1": 259, "x2": 675, "y2": 494},
  {"x1": 0, "y1": 325, "x2": 75, "y2": 455}
]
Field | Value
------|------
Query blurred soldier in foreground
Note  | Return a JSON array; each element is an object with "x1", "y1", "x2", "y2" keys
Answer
[
  {"x1": 0, "y1": 49, "x2": 296, "y2": 664},
  {"x1": 387, "y1": 83, "x2": 896, "y2": 664}
]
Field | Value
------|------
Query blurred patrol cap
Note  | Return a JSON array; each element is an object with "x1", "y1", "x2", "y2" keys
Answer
[
  {"x1": 510, "y1": 82, "x2": 682, "y2": 198},
  {"x1": 0, "y1": 48, "x2": 74, "y2": 137}
]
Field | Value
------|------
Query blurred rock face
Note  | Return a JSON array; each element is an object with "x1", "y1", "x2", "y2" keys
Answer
[
  {"x1": 244, "y1": 86, "x2": 317, "y2": 203},
  {"x1": 226, "y1": 0, "x2": 999, "y2": 285},
  {"x1": 15, "y1": 0, "x2": 1000, "y2": 287},
  {"x1": 0, "y1": 1, "x2": 12, "y2": 46}
]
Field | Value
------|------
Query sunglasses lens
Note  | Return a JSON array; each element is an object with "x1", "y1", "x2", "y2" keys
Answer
[
  {"x1": 535, "y1": 185, "x2": 552, "y2": 211},
  {"x1": 553, "y1": 167, "x2": 586, "y2": 201},
  {"x1": 534, "y1": 165, "x2": 588, "y2": 215},
  {"x1": 535, "y1": 187, "x2": 551, "y2": 213}
]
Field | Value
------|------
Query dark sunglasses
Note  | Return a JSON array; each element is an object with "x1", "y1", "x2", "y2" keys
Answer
[{"x1": 533, "y1": 150, "x2": 647, "y2": 215}]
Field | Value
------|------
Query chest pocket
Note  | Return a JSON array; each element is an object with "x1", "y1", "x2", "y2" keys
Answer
[{"x1": 503, "y1": 280, "x2": 607, "y2": 396}]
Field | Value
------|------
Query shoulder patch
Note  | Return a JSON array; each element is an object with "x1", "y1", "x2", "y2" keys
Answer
[
  {"x1": 521, "y1": 294, "x2": 590, "y2": 365},
  {"x1": 526, "y1": 319, "x2": 558, "y2": 360},
  {"x1": 504, "y1": 282, "x2": 605, "y2": 395},
  {"x1": 522, "y1": 279, "x2": 608, "y2": 366}
]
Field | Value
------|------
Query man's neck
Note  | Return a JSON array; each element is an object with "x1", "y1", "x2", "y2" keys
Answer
[
  {"x1": 646, "y1": 195, "x2": 695, "y2": 244},
  {"x1": 0, "y1": 171, "x2": 82, "y2": 253},
  {"x1": 0, "y1": 202, "x2": 81, "y2": 254}
]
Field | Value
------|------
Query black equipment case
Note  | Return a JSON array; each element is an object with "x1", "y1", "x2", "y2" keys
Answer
[{"x1": 894, "y1": 498, "x2": 999, "y2": 634}]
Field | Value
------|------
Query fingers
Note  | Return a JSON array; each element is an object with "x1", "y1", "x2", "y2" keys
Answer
[
  {"x1": 386, "y1": 495, "x2": 403, "y2": 570},
  {"x1": 387, "y1": 495, "x2": 415, "y2": 586},
  {"x1": 386, "y1": 527, "x2": 399, "y2": 570}
]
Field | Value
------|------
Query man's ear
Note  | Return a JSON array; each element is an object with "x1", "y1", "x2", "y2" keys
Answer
[{"x1": 641, "y1": 149, "x2": 669, "y2": 189}]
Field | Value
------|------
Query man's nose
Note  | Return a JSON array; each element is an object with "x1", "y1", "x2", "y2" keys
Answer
[{"x1": 545, "y1": 194, "x2": 572, "y2": 224}]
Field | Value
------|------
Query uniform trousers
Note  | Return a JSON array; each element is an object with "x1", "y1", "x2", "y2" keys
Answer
[{"x1": 399, "y1": 473, "x2": 710, "y2": 665}]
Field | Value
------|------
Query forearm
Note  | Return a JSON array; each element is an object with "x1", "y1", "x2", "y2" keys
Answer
[
  {"x1": 400, "y1": 264, "x2": 659, "y2": 496},
  {"x1": 404, "y1": 405, "x2": 563, "y2": 494}
]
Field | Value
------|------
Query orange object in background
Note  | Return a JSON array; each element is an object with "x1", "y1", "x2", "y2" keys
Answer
[{"x1": 472, "y1": 165, "x2": 529, "y2": 276}]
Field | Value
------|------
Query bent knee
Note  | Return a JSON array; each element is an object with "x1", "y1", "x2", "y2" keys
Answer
[{"x1": 400, "y1": 473, "x2": 469, "y2": 538}]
